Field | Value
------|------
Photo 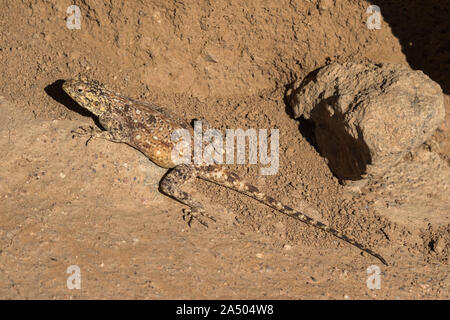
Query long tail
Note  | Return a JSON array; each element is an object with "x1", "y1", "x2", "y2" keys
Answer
[{"x1": 198, "y1": 166, "x2": 388, "y2": 266}]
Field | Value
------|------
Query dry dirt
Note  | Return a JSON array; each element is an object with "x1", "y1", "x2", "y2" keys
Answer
[{"x1": 0, "y1": 0, "x2": 448, "y2": 299}]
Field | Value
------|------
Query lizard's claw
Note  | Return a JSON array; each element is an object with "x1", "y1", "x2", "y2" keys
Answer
[
  {"x1": 71, "y1": 125, "x2": 101, "y2": 145},
  {"x1": 183, "y1": 207, "x2": 216, "y2": 228}
]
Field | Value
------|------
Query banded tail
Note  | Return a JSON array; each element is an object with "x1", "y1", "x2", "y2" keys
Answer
[{"x1": 198, "y1": 166, "x2": 388, "y2": 266}]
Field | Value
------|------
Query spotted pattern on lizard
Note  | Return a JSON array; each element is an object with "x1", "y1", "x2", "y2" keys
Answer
[{"x1": 62, "y1": 77, "x2": 388, "y2": 265}]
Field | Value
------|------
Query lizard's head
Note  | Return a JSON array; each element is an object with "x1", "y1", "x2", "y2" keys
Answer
[{"x1": 62, "y1": 77, "x2": 108, "y2": 116}]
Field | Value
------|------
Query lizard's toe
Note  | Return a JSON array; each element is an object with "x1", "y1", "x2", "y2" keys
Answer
[
  {"x1": 71, "y1": 125, "x2": 95, "y2": 136},
  {"x1": 182, "y1": 207, "x2": 215, "y2": 228},
  {"x1": 71, "y1": 125, "x2": 101, "y2": 145},
  {"x1": 71, "y1": 125, "x2": 112, "y2": 146}
]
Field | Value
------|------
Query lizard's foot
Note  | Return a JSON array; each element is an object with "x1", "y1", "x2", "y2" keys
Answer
[
  {"x1": 182, "y1": 207, "x2": 216, "y2": 227},
  {"x1": 71, "y1": 125, "x2": 102, "y2": 137},
  {"x1": 71, "y1": 125, "x2": 102, "y2": 145},
  {"x1": 71, "y1": 125, "x2": 115, "y2": 145}
]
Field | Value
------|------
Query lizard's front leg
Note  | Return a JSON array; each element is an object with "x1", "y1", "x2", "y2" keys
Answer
[
  {"x1": 71, "y1": 125, "x2": 124, "y2": 145},
  {"x1": 71, "y1": 123, "x2": 128, "y2": 145},
  {"x1": 159, "y1": 164, "x2": 215, "y2": 227}
]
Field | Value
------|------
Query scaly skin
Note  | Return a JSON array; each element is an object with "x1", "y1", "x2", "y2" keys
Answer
[{"x1": 63, "y1": 77, "x2": 388, "y2": 265}]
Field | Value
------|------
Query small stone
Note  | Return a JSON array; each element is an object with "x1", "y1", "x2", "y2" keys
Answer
[
  {"x1": 275, "y1": 222, "x2": 285, "y2": 231},
  {"x1": 340, "y1": 269, "x2": 349, "y2": 279},
  {"x1": 419, "y1": 283, "x2": 430, "y2": 290},
  {"x1": 318, "y1": 0, "x2": 333, "y2": 11},
  {"x1": 432, "y1": 238, "x2": 446, "y2": 254},
  {"x1": 255, "y1": 253, "x2": 264, "y2": 259},
  {"x1": 286, "y1": 146, "x2": 295, "y2": 157}
]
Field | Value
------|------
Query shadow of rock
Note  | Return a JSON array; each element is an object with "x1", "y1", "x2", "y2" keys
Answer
[
  {"x1": 309, "y1": 97, "x2": 372, "y2": 180},
  {"x1": 375, "y1": 0, "x2": 450, "y2": 93}
]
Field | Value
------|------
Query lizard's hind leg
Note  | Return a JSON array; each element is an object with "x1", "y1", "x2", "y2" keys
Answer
[{"x1": 159, "y1": 164, "x2": 216, "y2": 227}]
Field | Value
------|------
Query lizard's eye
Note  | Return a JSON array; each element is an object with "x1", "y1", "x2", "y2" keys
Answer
[{"x1": 77, "y1": 88, "x2": 83, "y2": 92}]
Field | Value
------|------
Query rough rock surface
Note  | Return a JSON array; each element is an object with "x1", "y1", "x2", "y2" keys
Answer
[{"x1": 288, "y1": 62, "x2": 445, "y2": 180}]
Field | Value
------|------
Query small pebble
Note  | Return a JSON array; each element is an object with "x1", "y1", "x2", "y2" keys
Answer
[{"x1": 318, "y1": 0, "x2": 333, "y2": 11}]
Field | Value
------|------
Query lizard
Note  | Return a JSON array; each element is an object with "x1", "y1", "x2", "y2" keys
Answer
[{"x1": 62, "y1": 77, "x2": 388, "y2": 266}]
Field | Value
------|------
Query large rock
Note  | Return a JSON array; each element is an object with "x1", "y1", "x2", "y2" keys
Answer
[{"x1": 287, "y1": 62, "x2": 445, "y2": 180}]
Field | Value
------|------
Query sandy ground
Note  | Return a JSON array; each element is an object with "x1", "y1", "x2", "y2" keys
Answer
[{"x1": 0, "y1": 0, "x2": 448, "y2": 299}]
